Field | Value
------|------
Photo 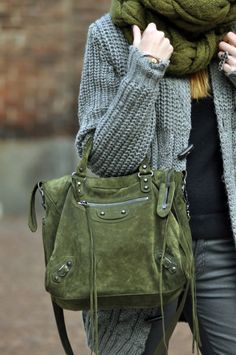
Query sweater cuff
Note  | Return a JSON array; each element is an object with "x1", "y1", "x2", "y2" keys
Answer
[{"x1": 127, "y1": 45, "x2": 170, "y2": 88}]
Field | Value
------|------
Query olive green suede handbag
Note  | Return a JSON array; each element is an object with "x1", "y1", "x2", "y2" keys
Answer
[{"x1": 28, "y1": 137, "x2": 200, "y2": 355}]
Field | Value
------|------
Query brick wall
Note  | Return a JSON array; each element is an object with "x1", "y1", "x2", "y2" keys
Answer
[{"x1": 0, "y1": 0, "x2": 110, "y2": 138}]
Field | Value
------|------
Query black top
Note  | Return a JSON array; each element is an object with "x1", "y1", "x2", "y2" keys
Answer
[{"x1": 185, "y1": 95, "x2": 232, "y2": 240}]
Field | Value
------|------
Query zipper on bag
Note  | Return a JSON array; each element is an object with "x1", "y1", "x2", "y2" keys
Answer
[
  {"x1": 181, "y1": 170, "x2": 191, "y2": 219},
  {"x1": 78, "y1": 196, "x2": 149, "y2": 207}
]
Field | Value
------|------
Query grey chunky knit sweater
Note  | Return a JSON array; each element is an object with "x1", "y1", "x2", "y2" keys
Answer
[{"x1": 75, "y1": 13, "x2": 236, "y2": 355}]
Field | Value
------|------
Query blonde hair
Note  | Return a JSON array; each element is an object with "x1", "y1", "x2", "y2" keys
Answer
[{"x1": 190, "y1": 68, "x2": 211, "y2": 99}]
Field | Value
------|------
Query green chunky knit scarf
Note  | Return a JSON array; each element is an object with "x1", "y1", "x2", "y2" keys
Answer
[{"x1": 110, "y1": 0, "x2": 236, "y2": 75}]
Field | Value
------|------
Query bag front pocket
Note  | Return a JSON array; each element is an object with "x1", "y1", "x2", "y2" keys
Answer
[
  {"x1": 80, "y1": 196, "x2": 150, "y2": 223},
  {"x1": 79, "y1": 195, "x2": 160, "y2": 296}
]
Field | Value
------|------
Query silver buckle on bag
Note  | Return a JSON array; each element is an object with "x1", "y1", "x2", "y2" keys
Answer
[
  {"x1": 38, "y1": 182, "x2": 46, "y2": 210},
  {"x1": 138, "y1": 170, "x2": 154, "y2": 193}
]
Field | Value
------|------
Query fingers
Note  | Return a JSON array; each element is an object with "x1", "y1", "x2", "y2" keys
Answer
[
  {"x1": 218, "y1": 51, "x2": 235, "y2": 64},
  {"x1": 219, "y1": 40, "x2": 236, "y2": 57},
  {"x1": 133, "y1": 22, "x2": 164, "y2": 46},
  {"x1": 143, "y1": 22, "x2": 165, "y2": 42},
  {"x1": 218, "y1": 51, "x2": 236, "y2": 72},
  {"x1": 132, "y1": 25, "x2": 142, "y2": 47},
  {"x1": 144, "y1": 22, "x2": 157, "y2": 33},
  {"x1": 218, "y1": 32, "x2": 236, "y2": 73},
  {"x1": 132, "y1": 22, "x2": 174, "y2": 62},
  {"x1": 222, "y1": 31, "x2": 236, "y2": 47},
  {"x1": 221, "y1": 62, "x2": 233, "y2": 74}
]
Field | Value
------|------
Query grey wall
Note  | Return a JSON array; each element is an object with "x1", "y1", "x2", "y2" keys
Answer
[{"x1": 0, "y1": 138, "x2": 79, "y2": 217}]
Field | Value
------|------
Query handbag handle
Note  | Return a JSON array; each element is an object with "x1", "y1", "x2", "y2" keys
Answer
[
  {"x1": 75, "y1": 136, "x2": 93, "y2": 178},
  {"x1": 75, "y1": 136, "x2": 153, "y2": 178}
]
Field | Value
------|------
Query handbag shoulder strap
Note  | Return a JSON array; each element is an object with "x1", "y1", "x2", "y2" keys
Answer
[
  {"x1": 75, "y1": 136, "x2": 153, "y2": 178},
  {"x1": 51, "y1": 284, "x2": 190, "y2": 355},
  {"x1": 51, "y1": 299, "x2": 74, "y2": 355},
  {"x1": 75, "y1": 137, "x2": 93, "y2": 178}
]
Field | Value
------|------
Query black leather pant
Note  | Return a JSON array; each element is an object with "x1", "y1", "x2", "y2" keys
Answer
[{"x1": 143, "y1": 238, "x2": 236, "y2": 355}]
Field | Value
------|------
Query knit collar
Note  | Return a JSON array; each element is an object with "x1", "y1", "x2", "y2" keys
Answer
[{"x1": 110, "y1": 0, "x2": 236, "y2": 76}]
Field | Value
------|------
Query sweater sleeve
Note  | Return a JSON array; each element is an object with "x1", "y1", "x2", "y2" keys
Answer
[{"x1": 74, "y1": 23, "x2": 170, "y2": 176}]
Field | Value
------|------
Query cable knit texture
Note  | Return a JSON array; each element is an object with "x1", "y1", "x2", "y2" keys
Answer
[{"x1": 75, "y1": 13, "x2": 236, "y2": 354}]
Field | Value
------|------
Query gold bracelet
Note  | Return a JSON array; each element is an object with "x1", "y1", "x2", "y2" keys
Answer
[{"x1": 142, "y1": 53, "x2": 161, "y2": 64}]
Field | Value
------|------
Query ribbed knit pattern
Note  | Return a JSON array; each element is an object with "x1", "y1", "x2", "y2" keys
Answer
[{"x1": 75, "y1": 13, "x2": 236, "y2": 354}]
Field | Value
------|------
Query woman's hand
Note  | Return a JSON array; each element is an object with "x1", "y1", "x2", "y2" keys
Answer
[
  {"x1": 218, "y1": 32, "x2": 236, "y2": 73},
  {"x1": 132, "y1": 23, "x2": 174, "y2": 62}
]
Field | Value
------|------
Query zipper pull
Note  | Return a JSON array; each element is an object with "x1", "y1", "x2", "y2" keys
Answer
[
  {"x1": 157, "y1": 170, "x2": 175, "y2": 218},
  {"x1": 78, "y1": 200, "x2": 88, "y2": 206},
  {"x1": 157, "y1": 254, "x2": 177, "y2": 274},
  {"x1": 182, "y1": 171, "x2": 191, "y2": 220},
  {"x1": 162, "y1": 170, "x2": 172, "y2": 209}
]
